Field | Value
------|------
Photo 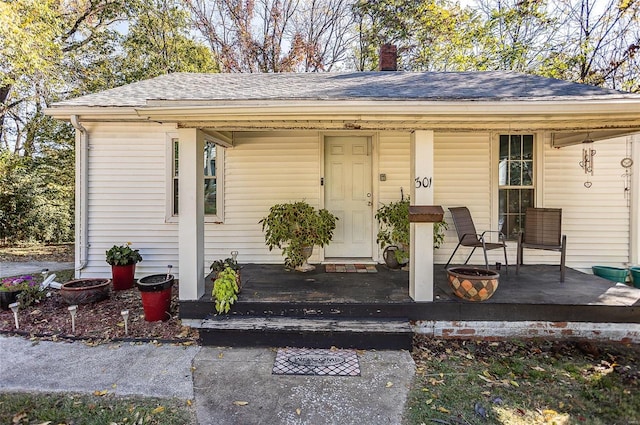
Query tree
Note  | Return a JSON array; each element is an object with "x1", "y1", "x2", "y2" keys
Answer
[
  {"x1": 549, "y1": 0, "x2": 640, "y2": 91},
  {"x1": 0, "y1": 0, "x2": 218, "y2": 244},
  {"x1": 353, "y1": 0, "x2": 483, "y2": 71},
  {"x1": 184, "y1": 0, "x2": 355, "y2": 72},
  {"x1": 120, "y1": 0, "x2": 218, "y2": 82},
  {"x1": 474, "y1": 0, "x2": 558, "y2": 72}
]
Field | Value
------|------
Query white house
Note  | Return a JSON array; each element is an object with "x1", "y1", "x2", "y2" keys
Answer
[{"x1": 45, "y1": 70, "x2": 640, "y2": 303}]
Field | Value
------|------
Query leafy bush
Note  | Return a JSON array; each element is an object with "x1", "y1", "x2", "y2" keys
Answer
[
  {"x1": 0, "y1": 150, "x2": 73, "y2": 244},
  {"x1": 259, "y1": 201, "x2": 338, "y2": 269},
  {"x1": 105, "y1": 243, "x2": 143, "y2": 266},
  {"x1": 212, "y1": 266, "x2": 239, "y2": 314}
]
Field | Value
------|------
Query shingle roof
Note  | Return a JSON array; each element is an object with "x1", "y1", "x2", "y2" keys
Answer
[{"x1": 52, "y1": 71, "x2": 635, "y2": 108}]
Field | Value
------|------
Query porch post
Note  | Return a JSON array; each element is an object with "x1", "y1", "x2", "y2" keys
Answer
[
  {"x1": 409, "y1": 130, "x2": 435, "y2": 301},
  {"x1": 177, "y1": 128, "x2": 205, "y2": 300}
]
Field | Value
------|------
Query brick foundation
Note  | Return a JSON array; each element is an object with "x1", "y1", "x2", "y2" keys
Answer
[{"x1": 415, "y1": 320, "x2": 640, "y2": 343}]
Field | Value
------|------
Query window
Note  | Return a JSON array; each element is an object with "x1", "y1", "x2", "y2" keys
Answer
[
  {"x1": 204, "y1": 142, "x2": 218, "y2": 215},
  {"x1": 170, "y1": 138, "x2": 224, "y2": 220},
  {"x1": 498, "y1": 134, "x2": 534, "y2": 240},
  {"x1": 171, "y1": 138, "x2": 179, "y2": 215}
]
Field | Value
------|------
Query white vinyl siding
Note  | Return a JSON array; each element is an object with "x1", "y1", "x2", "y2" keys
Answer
[
  {"x1": 78, "y1": 124, "x2": 632, "y2": 278},
  {"x1": 81, "y1": 122, "x2": 180, "y2": 279},
  {"x1": 434, "y1": 132, "x2": 631, "y2": 271},
  {"x1": 204, "y1": 131, "x2": 321, "y2": 264},
  {"x1": 434, "y1": 133, "x2": 495, "y2": 265},
  {"x1": 543, "y1": 136, "x2": 630, "y2": 271}
]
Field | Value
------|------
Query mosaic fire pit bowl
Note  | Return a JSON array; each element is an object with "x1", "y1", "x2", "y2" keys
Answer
[
  {"x1": 446, "y1": 267, "x2": 499, "y2": 302},
  {"x1": 59, "y1": 278, "x2": 111, "y2": 305}
]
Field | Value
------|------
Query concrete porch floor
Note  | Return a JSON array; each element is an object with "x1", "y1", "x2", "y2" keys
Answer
[
  {"x1": 179, "y1": 263, "x2": 639, "y2": 324},
  {"x1": 230, "y1": 263, "x2": 640, "y2": 307}
]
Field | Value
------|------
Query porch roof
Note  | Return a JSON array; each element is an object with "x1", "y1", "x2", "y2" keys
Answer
[
  {"x1": 50, "y1": 71, "x2": 635, "y2": 108},
  {"x1": 46, "y1": 72, "x2": 640, "y2": 139}
]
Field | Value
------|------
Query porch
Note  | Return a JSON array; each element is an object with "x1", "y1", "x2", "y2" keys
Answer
[{"x1": 180, "y1": 264, "x2": 640, "y2": 348}]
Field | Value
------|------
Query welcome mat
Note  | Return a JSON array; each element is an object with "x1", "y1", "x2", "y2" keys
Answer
[
  {"x1": 272, "y1": 348, "x2": 361, "y2": 376},
  {"x1": 325, "y1": 264, "x2": 377, "y2": 273}
]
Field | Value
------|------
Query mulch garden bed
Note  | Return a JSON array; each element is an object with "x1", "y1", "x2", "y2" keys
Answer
[{"x1": 0, "y1": 284, "x2": 199, "y2": 345}]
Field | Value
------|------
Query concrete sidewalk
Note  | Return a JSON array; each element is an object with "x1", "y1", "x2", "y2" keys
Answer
[
  {"x1": 0, "y1": 261, "x2": 74, "y2": 278},
  {"x1": 0, "y1": 336, "x2": 415, "y2": 425}
]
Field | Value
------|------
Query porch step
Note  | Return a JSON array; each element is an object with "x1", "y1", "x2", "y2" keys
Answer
[{"x1": 198, "y1": 317, "x2": 413, "y2": 350}]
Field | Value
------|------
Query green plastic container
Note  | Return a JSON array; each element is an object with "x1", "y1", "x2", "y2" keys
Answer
[
  {"x1": 629, "y1": 266, "x2": 640, "y2": 289},
  {"x1": 592, "y1": 266, "x2": 628, "y2": 283}
]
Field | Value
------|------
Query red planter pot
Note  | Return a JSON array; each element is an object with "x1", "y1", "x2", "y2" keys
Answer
[
  {"x1": 111, "y1": 264, "x2": 136, "y2": 290},
  {"x1": 137, "y1": 274, "x2": 175, "y2": 322}
]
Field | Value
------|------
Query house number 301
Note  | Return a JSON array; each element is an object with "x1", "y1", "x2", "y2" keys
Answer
[{"x1": 415, "y1": 177, "x2": 432, "y2": 188}]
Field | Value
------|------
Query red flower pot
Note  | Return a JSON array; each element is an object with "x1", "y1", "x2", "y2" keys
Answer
[
  {"x1": 137, "y1": 274, "x2": 174, "y2": 322},
  {"x1": 111, "y1": 264, "x2": 136, "y2": 290}
]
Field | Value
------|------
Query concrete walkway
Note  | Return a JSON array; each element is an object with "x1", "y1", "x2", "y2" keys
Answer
[
  {"x1": 0, "y1": 336, "x2": 415, "y2": 425},
  {"x1": 0, "y1": 261, "x2": 74, "y2": 278}
]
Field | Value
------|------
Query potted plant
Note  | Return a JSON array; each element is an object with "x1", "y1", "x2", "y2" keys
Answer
[
  {"x1": 259, "y1": 201, "x2": 338, "y2": 271},
  {"x1": 375, "y1": 198, "x2": 447, "y2": 269},
  {"x1": 212, "y1": 266, "x2": 239, "y2": 314},
  {"x1": 106, "y1": 243, "x2": 143, "y2": 290},
  {"x1": 210, "y1": 257, "x2": 241, "y2": 290},
  {"x1": 0, "y1": 275, "x2": 35, "y2": 310},
  {"x1": 137, "y1": 265, "x2": 175, "y2": 322}
]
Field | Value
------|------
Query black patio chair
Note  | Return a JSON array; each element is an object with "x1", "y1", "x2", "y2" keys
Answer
[
  {"x1": 444, "y1": 207, "x2": 508, "y2": 270},
  {"x1": 517, "y1": 207, "x2": 567, "y2": 282}
]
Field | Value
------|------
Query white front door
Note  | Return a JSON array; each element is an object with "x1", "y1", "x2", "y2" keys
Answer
[{"x1": 324, "y1": 136, "x2": 373, "y2": 258}]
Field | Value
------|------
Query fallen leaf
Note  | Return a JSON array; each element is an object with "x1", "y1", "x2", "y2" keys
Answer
[
  {"x1": 386, "y1": 381, "x2": 394, "y2": 388},
  {"x1": 37, "y1": 422, "x2": 52, "y2": 425},
  {"x1": 12, "y1": 413, "x2": 27, "y2": 424},
  {"x1": 425, "y1": 399, "x2": 433, "y2": 405},
  {"x1": 437, "y1": 407, "x2": 450, "y2": 413},
  {"x1": 233, "y1": 401, "x2": 249, "y2": 406},
  {"x1": 478, "y1": 375, "x2": 494, "y2": 383},
  {"x1": 296, "y1": 408, "x2": 301, "y2": 415},
  {"x1": 186, "y1": 399, "x2": 193, "y2": 406},
  {"x1": 93, "y1": 390, "x2": 108, "y2": 396},
  {"x1": 510, "y1": 380, "x2": 519, "y2": 387},
  {"x1": 152, "y1": 406, "x2": 165, "y2": 414},
  {"x1": 531, "y1": 366, "x2": 546, "y2": 372},
  {"x1": 218, "y1": 352, "x2": 224, "y2": 359},
  {"x1": 111, "y1": 383, "x2": 117, "y2": 389}
]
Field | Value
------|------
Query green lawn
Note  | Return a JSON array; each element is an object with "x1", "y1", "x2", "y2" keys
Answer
[
  {"x1": 0, "y1": 392, "x2": 195, "y2": 425},
  {"x1": 406, "y1": 337, "x2": 640, "y2": 425}
]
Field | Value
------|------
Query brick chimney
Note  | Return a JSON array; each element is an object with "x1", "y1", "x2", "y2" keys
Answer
[{"x1": 379, "y1": 44, "x2": 398, "y2": 71}]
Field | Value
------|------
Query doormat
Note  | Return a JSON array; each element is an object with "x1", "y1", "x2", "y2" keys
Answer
[
  {"x1": 325, "y1": 264, "x2": 377, "y2": 273},
  {"x1": 272, "y1": 348, "x2": 361, "y2": 376}
]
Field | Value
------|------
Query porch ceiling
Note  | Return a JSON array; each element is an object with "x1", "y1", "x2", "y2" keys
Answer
[{"x1": 551, "y1": 129, "x2": 640, "y2": 147}]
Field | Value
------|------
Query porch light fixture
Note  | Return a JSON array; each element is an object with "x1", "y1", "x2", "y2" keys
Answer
[
  {"x1": 579, "y1": 136, "x2": 596, "y2": 188},
  {"x1": 9, "y1": 302, "x2": 19, "y2": 329},
  {"x1": 231, "y1": 251, "x2": 238, "y2": 262}
]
